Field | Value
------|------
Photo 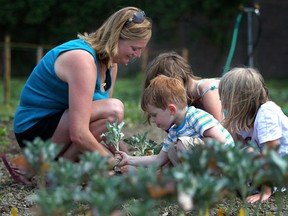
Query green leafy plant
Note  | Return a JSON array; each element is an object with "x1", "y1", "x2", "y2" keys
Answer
[
  {"x1": 124, "y1": 132, "x2": 162, "y2": 156},
  {"x1": 101, "y1": 121, "x2": 125, "y2": 151},
  {"x1": 23, "y1": 137, "x2": 61, "y2": 187},
  {"x1": 0, "y1": 126, "x2": 9, "y2": 146},
  {"x1": 173, "y1": 141, "x2": 288, "y2": 215},
  {"x1": 22, "y1": 136, "x2": 288, "y2": 216},
  {"x1": 24, "y1": 138, "x2": 164, "y2": 215}
]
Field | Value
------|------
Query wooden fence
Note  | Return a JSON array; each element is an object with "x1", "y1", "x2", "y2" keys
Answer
[
  {"x1": 1, "y1": 35, "x2": 54, "y2": 104},
  {"x1": 1, "y1": 35, "x2": 189, "y2": 104}
]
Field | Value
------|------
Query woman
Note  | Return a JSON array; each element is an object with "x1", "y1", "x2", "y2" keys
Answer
[{"x1": 13, "y1": 6, "x2": 152, "y2": 162}]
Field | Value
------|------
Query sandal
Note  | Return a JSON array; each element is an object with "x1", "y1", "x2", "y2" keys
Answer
[{"x1": 1, "y1": 154, "x2": 33, "y2": 185}]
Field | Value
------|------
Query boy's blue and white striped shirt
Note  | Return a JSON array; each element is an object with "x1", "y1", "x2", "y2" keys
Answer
[{"x1": 162, "y1": 106, "x2": 234, "y2": 152}]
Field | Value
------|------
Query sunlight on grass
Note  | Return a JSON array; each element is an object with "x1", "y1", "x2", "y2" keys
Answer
[
  {"x1": 0, "y1": 78, "x2": 25, "y2": 121},
  {"x1": 0, "y1": 74, "x2": 146, "y2": 124},
  {"x1": 267, "y1": 79, "x2": 288, "y2": 113},
  {"x1": 0, "y1": 76, "x2": 288, "y2": 121},
  {"x1": 113, "y1": 73, "x2": 146, "y2": 125}
]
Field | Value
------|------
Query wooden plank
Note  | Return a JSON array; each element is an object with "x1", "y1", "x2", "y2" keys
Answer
[{"x1": 4, "y1": 35, "x2": 11, "y2": 104}]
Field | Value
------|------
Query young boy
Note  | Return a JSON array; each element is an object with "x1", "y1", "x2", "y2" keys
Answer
[{"x1": 117, "y1": 75, "x2": 234, "y2": 168}]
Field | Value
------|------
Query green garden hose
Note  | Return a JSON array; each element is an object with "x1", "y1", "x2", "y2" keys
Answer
[
  {"x1": 223, "y1": 12, "x2": 243, "y2": 75},
  {"x1": 222, "y1": 12, "x2": 288, "y2": 115}
]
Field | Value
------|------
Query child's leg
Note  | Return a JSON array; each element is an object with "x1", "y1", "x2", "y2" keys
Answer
[
  {"x1": 177, "y1": 137, "x2": 204, "y2": 151},
  {"x1": 246, "y1": 186, "x2": 272, "y2": 203},
  {"x1": 167, "y1": 145, "x2": 181, "y2": 166},
  {"x1": 168, "y1": 137, "x2": 204, "y2": 165}
]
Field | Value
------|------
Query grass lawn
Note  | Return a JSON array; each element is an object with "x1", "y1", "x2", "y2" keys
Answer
[
  {"x1": 0, "y1": 74, "x2": 146, "y2": 123},
  {"x1": 1, "y1": 75, "x2": 288, "y2": 121}
]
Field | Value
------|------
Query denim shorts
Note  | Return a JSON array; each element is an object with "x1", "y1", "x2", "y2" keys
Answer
[{"x1": 15, "y1": 111, "x2": 65, "y2": 148}]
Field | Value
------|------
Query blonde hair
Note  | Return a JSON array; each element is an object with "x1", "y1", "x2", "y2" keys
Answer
[
  {"x1": 78, "y1": 7, "x2": 152, "y2": 68},
  {"x1": 144, "y1": 51, "x2": 201, "y2": 105},
  {"x1": 219, "y1": 67, "x2": 269, "y2": 133},
  {"x1": 141, "y1": 75, "x2": 187, "y2": 115}
]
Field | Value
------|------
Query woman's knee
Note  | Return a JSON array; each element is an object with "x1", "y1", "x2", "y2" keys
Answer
[
  {"x1": 90, "y1": 98, "x2": 124, "y2": 126},
  {"x1": 105, "y1": 98, "x2": 124, "y2": 122}
]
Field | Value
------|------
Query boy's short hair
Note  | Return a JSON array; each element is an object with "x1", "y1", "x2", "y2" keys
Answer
[{"x1": 141, "y1": 75, "x2": 187, "y2": 113}]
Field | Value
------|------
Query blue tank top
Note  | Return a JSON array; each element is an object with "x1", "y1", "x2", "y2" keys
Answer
[{"x1": 14, "y1": 39, "x2": 112, "y2": 133}]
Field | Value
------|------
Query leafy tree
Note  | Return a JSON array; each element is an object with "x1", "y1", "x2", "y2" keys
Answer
[{"x1": 0, "y1": 0, "x2": 251, "y2": 45}]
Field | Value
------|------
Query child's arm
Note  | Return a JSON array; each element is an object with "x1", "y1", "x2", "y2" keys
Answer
[
  {"x1": 116, "y1": 150, "x2": 169, "y2": 168},
  {"x1": 202, "y1": 126, "x2": 227, "y2": 144},
  {"x1": 264, "y1": 139, "x2": 279, "y2": 151}
]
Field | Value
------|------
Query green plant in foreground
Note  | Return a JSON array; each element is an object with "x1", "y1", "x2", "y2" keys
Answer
[
  {"x1": 23, "y1": 134, "x2": 288, "y2": 216},
  {"x1": 25, "y1": 142, "x2": 161, "y2": 215},
  {"x1": 173, "y1": 141, "x2": 288, "y2": 215},
  {"x1": 101, "y1": 121, "x2": 125, "y2": 151}
]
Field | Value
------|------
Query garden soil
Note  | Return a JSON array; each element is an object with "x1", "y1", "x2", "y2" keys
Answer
[{"x1": 1, "y1": 120, "x2": 288, "y2": 216}]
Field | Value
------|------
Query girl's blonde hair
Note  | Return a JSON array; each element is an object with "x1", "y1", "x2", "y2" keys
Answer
[
  {"x1": 141, "y1": 75, "x2": 187, "y2": 115},
  {"x1": 78, "y1": 7, "x2": 152, "y2": 68},
  {"x1": 144, "y1": 51, "x2": 201, "y2": 105},
  {"x1": 219, "y1": 67, "x2": 268, "y2": 133}
]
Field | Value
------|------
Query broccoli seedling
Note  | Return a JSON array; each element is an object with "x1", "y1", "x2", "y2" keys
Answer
[
  {"x1": 101, "y1": 121, "x2": 125, "y2": 151},
  {"x1": 124, "y1": 132, "x2": 161, "y2": 156},
  {"x1": 101, "y1": 121, "x2": 125, "y2": 172}
]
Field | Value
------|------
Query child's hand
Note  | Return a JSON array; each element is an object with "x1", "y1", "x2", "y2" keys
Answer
[
  {"x1": 107, "y1": 156, "x2": 120, "y2": 170},
  {"x1": 119, "y1": 165, "x2": 137, "y2": 173},
  {"x1": 115, "y1": 151, "x2": 129, "y2": 167}
]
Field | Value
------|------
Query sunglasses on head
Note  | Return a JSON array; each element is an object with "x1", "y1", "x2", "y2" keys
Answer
[{"x1": 125, "y1": 11, "x2": 146, "y2": 25}]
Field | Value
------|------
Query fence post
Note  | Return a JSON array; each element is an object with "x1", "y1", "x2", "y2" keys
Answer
[
  {"x1": 141, "y1": 48, "x2": 149, "y2": 73},
  {"x1": 36, "y1": 46, "x2": 43, "y2": 63},
  {"x1": 4, "y1": 35, "x2": 11, "y2": 104},
  {"x1": 181, "y1": 48, "x2": 189, "y2": 61}
]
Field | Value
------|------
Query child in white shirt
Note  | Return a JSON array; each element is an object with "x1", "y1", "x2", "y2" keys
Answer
[{"x1": 219, "y1": 67, "x2": 288, "y2": 203}]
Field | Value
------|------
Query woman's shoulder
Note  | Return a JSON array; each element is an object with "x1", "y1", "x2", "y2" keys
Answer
[
  {"x1": 197, "y1": 78, "x2": 220, "y2": 97},
  {"x1": 198, "y1": 78, "x2": 220, "y2": 87},
  {"x1": 55, "y1": 39, "x2": 96, "y2": 58},
  {"x1": 57, "y1": 49, "x2": 95, "y2": 64}
]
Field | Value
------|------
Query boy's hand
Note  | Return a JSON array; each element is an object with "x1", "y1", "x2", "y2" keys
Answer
[
  {"x1": 107, "y1": 157, "x2": 120, "y2": 170},
  {"x1": 115, "y1": 151, "x2": 129, "y2": 167}
]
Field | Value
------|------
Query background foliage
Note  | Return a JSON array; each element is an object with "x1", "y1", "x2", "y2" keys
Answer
[
  {"x1": 0, "y1": 0, "x2": 250, "y2": 44},
  {"x1": 1, "y1": 0, "x2": 288, "y2": 79}
]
